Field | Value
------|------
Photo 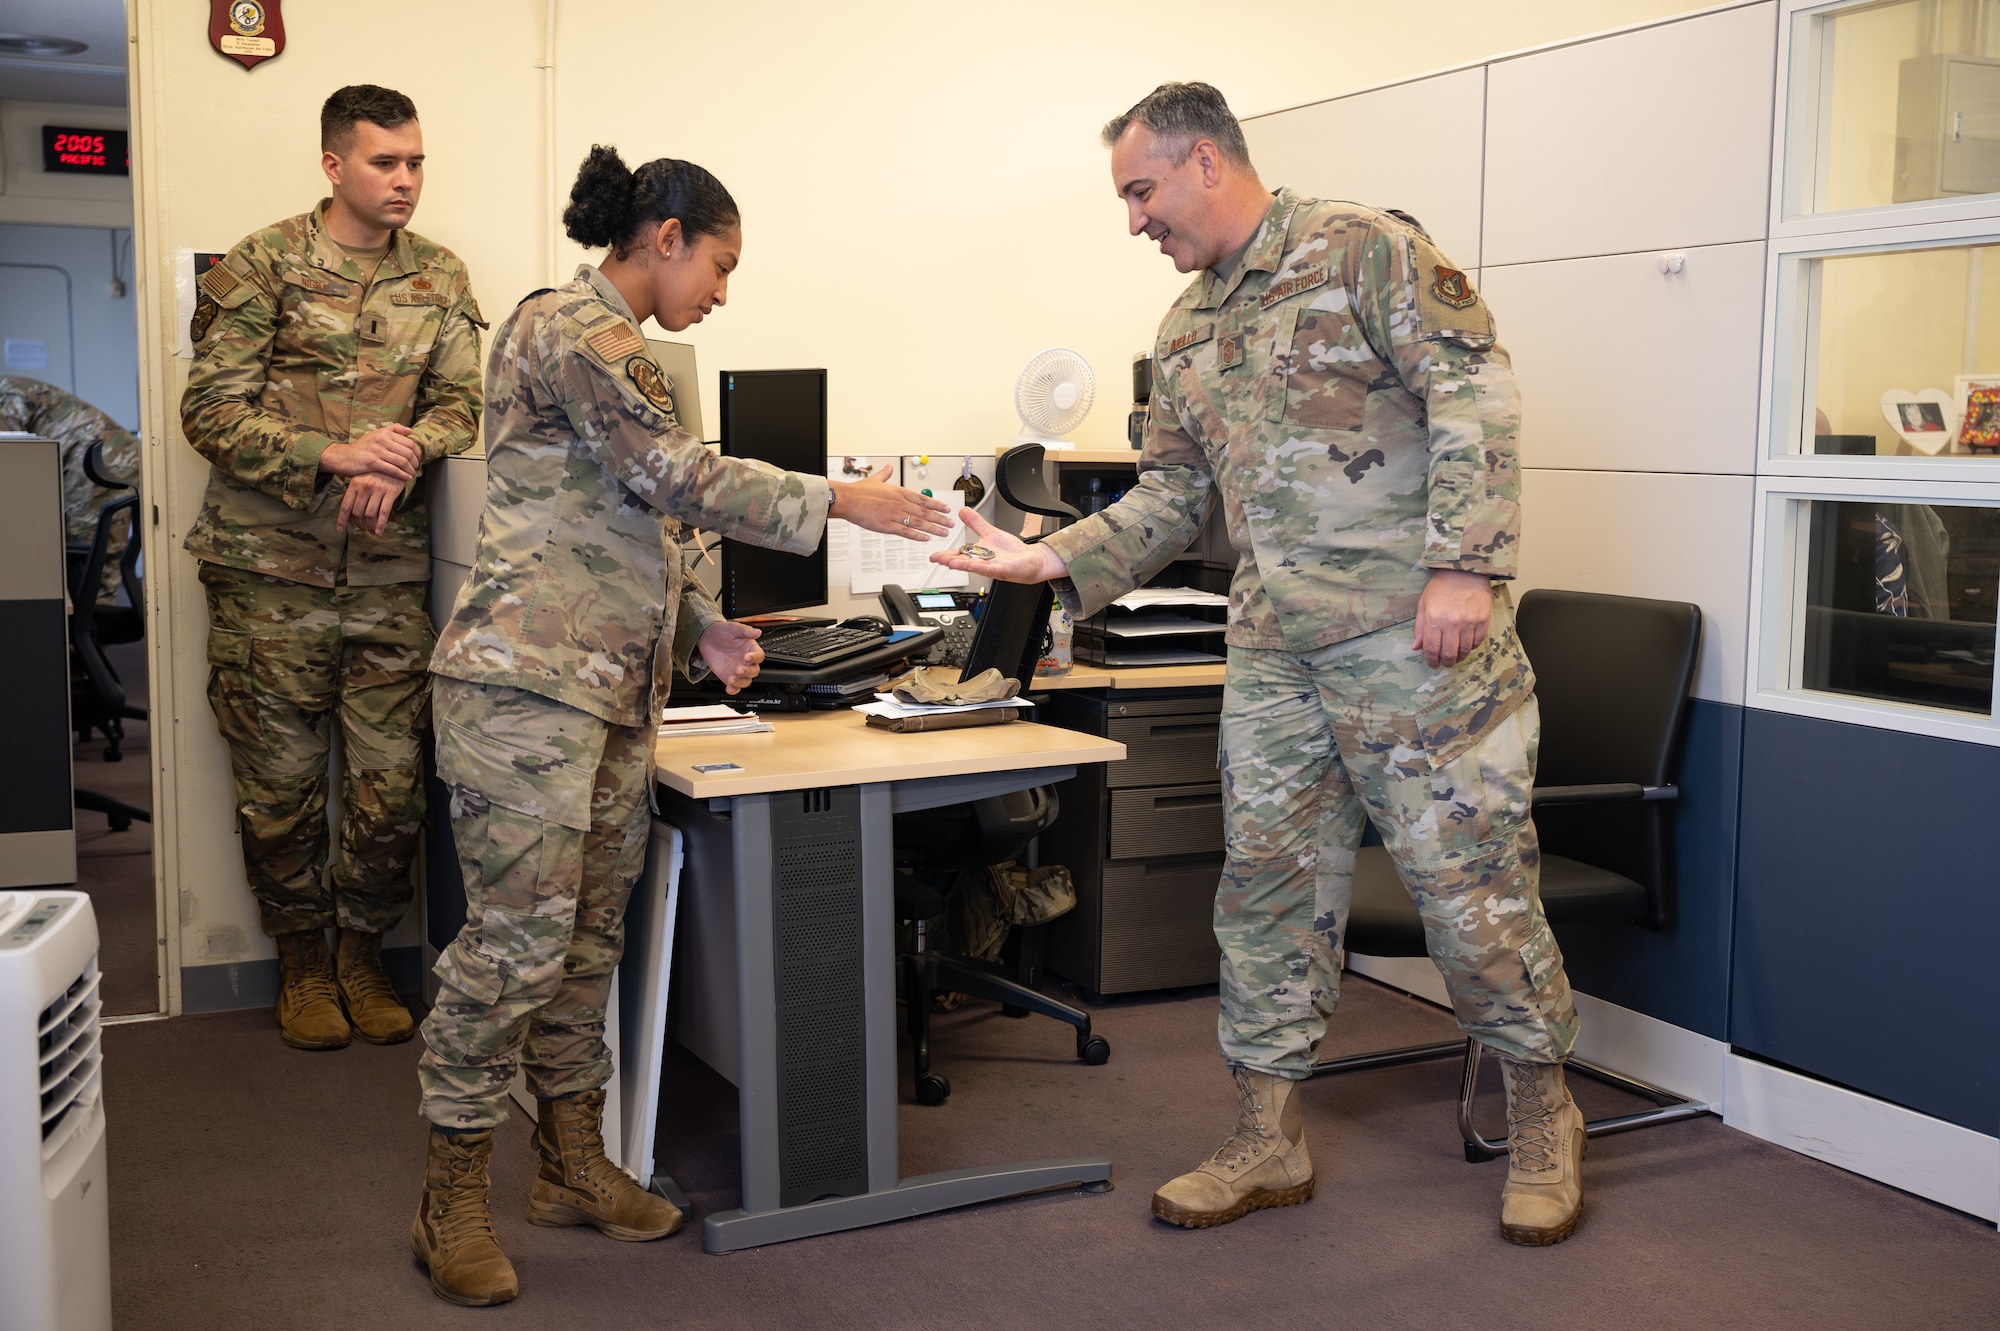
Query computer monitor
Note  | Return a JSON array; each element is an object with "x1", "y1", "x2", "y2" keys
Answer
[
  {"x1": 960, "y1": 576, "x2": 1054, "y2": 694},
  {"x1": 718, "y1": 368, "x2": 828, "y2": 618}
]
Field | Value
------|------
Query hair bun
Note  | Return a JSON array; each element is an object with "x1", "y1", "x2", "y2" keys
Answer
[{"x1": 562, "y1": 144, "x2": 634, "y2": 249}]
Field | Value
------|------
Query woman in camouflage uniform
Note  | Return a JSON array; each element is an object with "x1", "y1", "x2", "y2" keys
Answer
[{"x1": 411, "y1": 146, "x2": 951, "y2": 1307}]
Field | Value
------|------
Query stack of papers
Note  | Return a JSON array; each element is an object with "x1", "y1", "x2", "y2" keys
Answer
[
  {"x1": 1113, "y1": 587, "x2": 1230, "y2": 609},
  {"x1": 855, "y1": 695, "x2": 1032, "y2": 720},
  {"x1": 658, "y1": 704, "x2": 774, "y2": 737}
]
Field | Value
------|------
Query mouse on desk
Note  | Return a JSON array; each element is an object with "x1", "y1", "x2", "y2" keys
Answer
[{"x1": 838, "y1": 616, "x2": 894, "y2": 637}]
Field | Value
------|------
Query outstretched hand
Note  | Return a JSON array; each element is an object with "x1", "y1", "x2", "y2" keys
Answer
[
  {"x1": 830, "y1": 463, "x2": 954, "y2": 541},
  {"x1": 928, "y1": 508, "x2": 1067, "y2": 584},
  {"x1": 698, "y1": 621, "x2": 764, "y2": 693}
]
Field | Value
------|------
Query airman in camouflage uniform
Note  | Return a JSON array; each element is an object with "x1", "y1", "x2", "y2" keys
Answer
[
  {"x1": 941, "y1": 84, "x2": 1587, "y2": 1245},
  {"x1": 0, "y1": 376, "x2": 140, "y2": 603},
  {"x1": 415, "y1": 248, "x2": 946, "y2": 1304},
  {"x1": 181, "y1": 87, "x2": 483, "y2": 1056}
]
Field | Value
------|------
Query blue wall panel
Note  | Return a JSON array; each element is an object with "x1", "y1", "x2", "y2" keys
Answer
[
  {"x1": 1557, "y1": 698, "x2": 1741, "y2": 1040},
  {"x1": 1733, "y1": 709, "x2": 2000, "y2": 1135}
]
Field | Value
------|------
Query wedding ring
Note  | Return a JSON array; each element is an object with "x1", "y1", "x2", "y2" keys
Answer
[{"x1": 902, "y1": 515, "x2": 912, "y2": 527}]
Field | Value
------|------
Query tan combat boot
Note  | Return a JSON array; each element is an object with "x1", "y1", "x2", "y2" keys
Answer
[
  {"x1": 273, "y1": 930, "x2": 349, "y2": 1050},
  {"x1": 1151, "y1": 1066, "x2": 1315, "y2": 1228},
  {"x1": 333, "y1": 927, "x2": 415, "y2": 1044},
  {"x1": 411, "y1": 1127, "x2": 519, "y2": 1307},
  {"x1": 527, "y1": 1089, "x2": 683, "y2": 1240},
  {"x1": 1499, "y1": 1056, "x2": 1586, "y2": 1245}
]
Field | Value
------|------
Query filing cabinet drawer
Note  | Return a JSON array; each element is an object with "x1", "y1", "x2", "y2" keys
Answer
[
  {"x1": 1109, "y1": 784, "x2": 1224, "y2": 859},
  {"x1": 1096, "y1": 855, "x2": 1223, "y2": 993},
  {"x1": 1106, "y1": 714, "x2": 1219, "y2": 789}
]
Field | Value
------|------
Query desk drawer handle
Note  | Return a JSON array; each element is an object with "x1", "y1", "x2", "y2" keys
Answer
[
  {"x1": 1145, "y1": 723, "x2": 1217, "y2": 740},
  {"x1": 1149, "y1": 793, "x2": 1221, "y2": 811}
]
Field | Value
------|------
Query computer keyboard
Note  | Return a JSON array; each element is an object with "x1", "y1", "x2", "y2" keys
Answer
[{"x1": 758, "y1": 623, "x2": 887, "y2": 668}]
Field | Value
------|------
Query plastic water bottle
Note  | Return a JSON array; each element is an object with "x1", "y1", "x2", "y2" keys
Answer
[{"x1": 1036, "y1": 601, "x2": 1074, "y2": 676}]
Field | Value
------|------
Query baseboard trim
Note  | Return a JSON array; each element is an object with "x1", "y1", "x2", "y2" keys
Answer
[
  {"x1": 1723, "y1": 1052, "x2": 2000, "y2": 1225},
  {"x1": 180, "y1": 945, "x2": 426, "y2": 1014},
  {"x1": 1344, "y1": 953, "x2": 2000, "y2": 1224}
]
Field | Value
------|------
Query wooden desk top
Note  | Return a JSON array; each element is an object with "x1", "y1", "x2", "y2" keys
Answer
[
  {"x1": 1030, "y1": 662, "x2": 1227, "y2": 690},
  {"x1": 653, "y1": 707, "x2": 1126, "y2": 800}
]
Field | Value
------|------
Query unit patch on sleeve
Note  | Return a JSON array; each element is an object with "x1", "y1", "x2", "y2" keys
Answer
[
  {"x1": 626, "y1": 356, "x2": 676, "y2": 418},
  {"x1": 190, "y1": 295, "x2": 219, "y2": 342},
  {"x1": 1431, "y1": 265, "x2": 1478, "y2": 310},
  {"x1": 585, "y1": 322, "x2": 647, "y2": 365}
]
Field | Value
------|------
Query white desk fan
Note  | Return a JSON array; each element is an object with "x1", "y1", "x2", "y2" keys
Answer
[{"x1": 1011, "y1": 347, "x2": 1095, "y2": 450}]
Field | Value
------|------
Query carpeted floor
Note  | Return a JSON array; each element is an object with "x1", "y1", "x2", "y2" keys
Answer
[
  {"x1": 103, "y1": 974, "x2": 2000, "y2": 1329},
  {"x1": 73, "y1": 638, "x2": 158, "y2": 1016}
]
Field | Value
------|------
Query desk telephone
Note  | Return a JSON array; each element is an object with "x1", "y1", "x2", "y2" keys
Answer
[{"x1": 880, "y1": 584, "x2": 981, "y2": 667}]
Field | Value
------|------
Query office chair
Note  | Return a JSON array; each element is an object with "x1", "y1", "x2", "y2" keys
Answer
[
  {"x1": 893, "y1": 442, "x2": 1106, "y2": 1107},
  {"x1": 68, "y1": 449, "x2": 150, "y2": 831},
  {"x1": 1310, "y1": 589, "x2": 1706, "y2": 1159}
]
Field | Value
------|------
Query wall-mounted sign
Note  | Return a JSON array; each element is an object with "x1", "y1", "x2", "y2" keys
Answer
[
  {"x1": 41, "y1": 127, "x2": 129, "y2": 176},
  {"x1": 209, "y1": 0, "x2": 285, "y2": 70}
]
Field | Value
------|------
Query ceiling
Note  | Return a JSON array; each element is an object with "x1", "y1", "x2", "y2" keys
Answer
[{"x1": 0, "y1": 0, "x2": 129, "y2": 106}]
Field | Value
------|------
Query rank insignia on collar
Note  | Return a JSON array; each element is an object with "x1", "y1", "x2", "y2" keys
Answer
[
  {"x1": 627, "y1": 356, "x2": 676, "y2": 417},
  {"x1": 1431, "y1": 265, "x2": 1478, "y2": 310}
]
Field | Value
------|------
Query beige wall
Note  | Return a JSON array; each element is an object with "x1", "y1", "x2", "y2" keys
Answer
[{"x1": 129, "y1": 0, "x2": 1713, "y2": 1003}]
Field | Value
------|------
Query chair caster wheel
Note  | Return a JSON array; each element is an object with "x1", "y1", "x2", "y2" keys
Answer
[
  {"x1": 1077, "y1": 1035, "x2": 1110, "y2": 1065},
  {"x1": 916, "y1": 1074, "x2": 951, "y2": 1106},
  {"x1": 1464, "y1": 1141, "x2": 1498, "y2": 1163},
  {"x1": 1000, "y1": 1004, "x2": 1028, "y2": 1019}
]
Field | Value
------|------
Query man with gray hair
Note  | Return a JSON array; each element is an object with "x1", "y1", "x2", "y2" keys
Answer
[{"x1": 937, "y1": 81, "x2": 1585, "y2": 1245}]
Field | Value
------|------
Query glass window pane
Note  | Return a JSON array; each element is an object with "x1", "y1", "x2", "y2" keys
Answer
[
  {"x1": 1802, "y1": 0, "x2": 2000, "y2": 215},
  {"x1": 1798, "y1": 499, "x2": 1999, "y2": 714},
  {"x1": 1806, "y1": 241, "x2": 2000, "y2": 457}
]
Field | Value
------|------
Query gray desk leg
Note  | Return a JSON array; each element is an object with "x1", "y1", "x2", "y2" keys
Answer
[{"x1": 699, "y1": 779, "x2": 1113, "y2": 1255}]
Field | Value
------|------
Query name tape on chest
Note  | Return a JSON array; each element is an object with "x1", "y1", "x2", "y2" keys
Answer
[
  {"x1": 1163, "y1": 322, "x2": 1214, "y2": 356},
  {"x1": 1259, "y1": 262, "x2": 1331, "y2": 310},
  {"x1": 585, "y1": 321, "x2": 648, "y2": 365},
  {"x1": 285, "y1": 269, "x2": 350, "y2": 298}
]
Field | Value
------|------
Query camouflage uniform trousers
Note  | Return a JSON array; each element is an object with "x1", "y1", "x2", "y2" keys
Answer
[
  {"x1": 1215, "y1": 595, "x2": 1578, "y2": 1078},
  {"x1": 418, "y1": 678, "x2": 652, "y2": 1130},
  {"x1": 200, "y1": 564, "x2": 433, "y2": 938}
]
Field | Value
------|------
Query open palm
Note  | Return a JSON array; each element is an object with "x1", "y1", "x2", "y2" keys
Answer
[{"x1": 928, "y1": 508, "x2": 1064, "y2": 585}]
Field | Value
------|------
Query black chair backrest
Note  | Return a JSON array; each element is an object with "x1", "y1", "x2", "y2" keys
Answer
[
  {"x1": 70, "y1": 493, "x2": 141, "y2": 713},
  {"x1": 1515, "y1": 589, "x2": 1701, "y2": 929},
  {"x1": 996, "y1": 442, "x2": 1080, "y2": 521}
]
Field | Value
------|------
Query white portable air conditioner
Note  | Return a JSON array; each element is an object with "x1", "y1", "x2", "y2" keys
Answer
[{"x1": 0, "y1": 890, "x2": 112, "y2": 1331}]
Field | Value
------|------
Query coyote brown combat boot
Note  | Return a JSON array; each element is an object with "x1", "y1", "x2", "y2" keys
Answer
[
  {"x1": 527, "y1": 1089, "x2": 683, "y2": 1241},
  {"x1": 1499, "y1": 1056, "x2": 1586, "y2": 1245},
  {"x1": 273, "y1": 930, "x2": 349, "y2": 1050},
  {"x1": 411, "y1": 1127, "x2": 518, "y2": 1306},
  {"x1": 1151, "y1": 1066, "x2": 1315, "y2": 1228},
  {"x1": 334, "y1": 927, "x2": 414, "y2": 1044}
]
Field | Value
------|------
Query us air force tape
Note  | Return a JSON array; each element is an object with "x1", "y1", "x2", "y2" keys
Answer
[{"x1": 626, "y1": 356, "x2": 675, "y2": 417}]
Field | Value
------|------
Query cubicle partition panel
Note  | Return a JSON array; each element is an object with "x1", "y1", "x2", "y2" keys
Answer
[{"x1": 0, "y1": 437, "x2": 76, "y2": 888}]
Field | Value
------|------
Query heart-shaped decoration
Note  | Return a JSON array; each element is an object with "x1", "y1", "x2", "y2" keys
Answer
[{"x1": 1879, "y1": 388, "x2": 1958, "y2": 456}]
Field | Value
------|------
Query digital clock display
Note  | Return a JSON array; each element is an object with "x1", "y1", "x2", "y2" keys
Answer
[{"x1": 42, "y1": 126, "x2": 130, "y2": 176}]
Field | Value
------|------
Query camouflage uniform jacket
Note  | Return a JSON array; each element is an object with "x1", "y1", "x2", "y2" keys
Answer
[
  {"x1": 179, "y1": 200, "x2": 484, "y2": 587},
  {"x1": 1042, "y1": 188, "x2": 1521, "y2": 653},
  {"x1": 0, "y1": 376, "x2": 140, "y2": 548},
  {"x1": 430, "y1": 266, "x2": 832, "y2": 728}
]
